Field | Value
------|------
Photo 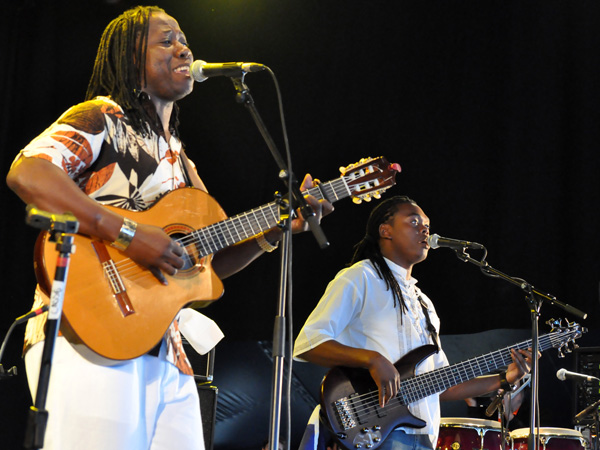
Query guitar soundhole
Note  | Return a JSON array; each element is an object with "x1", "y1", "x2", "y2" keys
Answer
[{"x1": 165, "y1": 225, "x2": 207, "y2": 277}]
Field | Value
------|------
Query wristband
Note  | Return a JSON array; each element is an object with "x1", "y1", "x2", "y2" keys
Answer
[
  {"x1": 256, "y1": 232, "x2": 279, "y2": 253},
  {"x1": 111, "y1": 217, "x2": 137, "y2": 251},
  {"x1": 499, "y1": 370, "x2": 513, "y2": 391}
]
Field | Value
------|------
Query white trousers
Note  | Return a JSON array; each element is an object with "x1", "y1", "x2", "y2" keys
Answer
[{"x1": 25, "y1": 337, "x2": 205, "y2": 450}]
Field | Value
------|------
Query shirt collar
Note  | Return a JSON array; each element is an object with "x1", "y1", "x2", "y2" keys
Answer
[{"x1": 383, "y1": 257, "x2": 418, "y2": 287}]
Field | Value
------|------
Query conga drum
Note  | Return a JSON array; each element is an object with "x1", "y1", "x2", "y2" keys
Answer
[
  {"x1": 437, "y1": 418, "x2": 507, "y2": 450},
  {"x1": 511, "y1": 428, "x2": 586, "y2": 450}
]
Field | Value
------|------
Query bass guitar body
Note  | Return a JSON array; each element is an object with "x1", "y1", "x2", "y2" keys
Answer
[{"x1": 321, "y1": 346, "x2": 434, "y2": 449}]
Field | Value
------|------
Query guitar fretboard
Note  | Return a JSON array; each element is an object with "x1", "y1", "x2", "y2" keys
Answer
[
  {"x1": 182, "y1": 177, "x2": 352, "y2": 257},
  {"x1": 399, "y1": 329, "x2": 577, "y2": 405}
]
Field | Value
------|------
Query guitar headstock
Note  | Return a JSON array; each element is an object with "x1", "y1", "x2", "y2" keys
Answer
[
  {"x1": 340, "y1": 156, "x2": 401, "y2": 204},
  {"x1": 547, "y1": 318, "x2": 586, "y2": 358}
]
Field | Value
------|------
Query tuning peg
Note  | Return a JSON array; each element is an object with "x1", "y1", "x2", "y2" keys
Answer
[
  {"x1": 352, "y1": 197, "x2": 363, "y2": 205},
  {"x1": 547, "y1": 318, "x2": 561, "y2": 331},
  {"x1": 373, "y1": 192, "x2": 381, "y2": 199},
  {"x1": 363, "y1": 195, "x2": 372, "y2": 202}
]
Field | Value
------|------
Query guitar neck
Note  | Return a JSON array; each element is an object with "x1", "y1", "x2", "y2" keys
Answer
[
  {"x1": 400, "y1": 331, "x2": 566, "y2": 405},
  {"x1": 189, "y1": 177, "x2": 351, "y2": 257}
]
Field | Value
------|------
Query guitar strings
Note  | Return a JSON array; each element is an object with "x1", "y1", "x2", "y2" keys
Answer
[
  {"x1": 332, "y1": 333, "x2": 569, "y2": 426},
  {"x1": 92, "y1": 161, "x2": 394, "y2": 284},
  {"x1": 343, "y1": 333, "x2": 566, "y2": 422},
  {"x1": 105, "y1": 178, "x2": 352, "y2": 283}
]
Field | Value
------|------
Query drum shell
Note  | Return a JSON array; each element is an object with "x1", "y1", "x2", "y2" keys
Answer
[
  {"x1": 510, "y1": 428, "x2": 586, "y2": 450},
  {"x1": 437, "y1": 418, "x2": 508, "y2": 450}
]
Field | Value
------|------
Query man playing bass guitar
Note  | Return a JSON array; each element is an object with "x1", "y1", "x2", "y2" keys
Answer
[{"x1": 294, "y1": 195, "x2": 534, "y2": 450}]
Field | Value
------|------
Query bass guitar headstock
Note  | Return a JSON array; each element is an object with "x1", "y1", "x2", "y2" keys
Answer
[
  {"x1": 340, "y1": 157, "x2": 401, "y2": 204},
  {"x1": 547, "y1": 318, "x2": 586, "y2": 358}
]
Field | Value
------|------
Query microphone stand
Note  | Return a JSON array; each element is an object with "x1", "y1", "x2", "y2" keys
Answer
[
  {"x1": 22, "y1": 206, "x2": 79, "y2": 450},
  {"x1": 229, "y1": 73, "x2": 328, "y2": 450},
  {"x1": 492, "y1": 392, "x2": 511, "y2": 450},
  {"x1": 574, "y1": 399, "x2": 600, "y2": 450},
  {"x1": 452, "y1": 248, "x2": 587, "y2": 450}
]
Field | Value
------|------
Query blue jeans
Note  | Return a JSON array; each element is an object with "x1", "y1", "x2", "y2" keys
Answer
[{"x1": 377, "y1": 430, "x2": 434, "y2": 450}]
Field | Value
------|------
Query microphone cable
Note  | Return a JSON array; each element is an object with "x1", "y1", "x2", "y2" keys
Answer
[{"x1": 0, "y1": 305, "x2": 48, "y2": 379}]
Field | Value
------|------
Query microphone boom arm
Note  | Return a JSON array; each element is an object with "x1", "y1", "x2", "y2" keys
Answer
[
  {"x1": 451, "y1": 246, "x2": 587, "y2": 450},
  {"x1": 453, "y1": 250, "x2": 587, "y2": 320}
]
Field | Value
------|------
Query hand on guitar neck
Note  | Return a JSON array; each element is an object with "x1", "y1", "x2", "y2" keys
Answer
[
  {"x1": 440, "y1": 347, "x2": 536, "y2": 401},
  {"x1": 209, "y1": 173, "x2": 334, "y2": 280},
  {"x1": 246, "y1": 174, "x2": 335, "y2": 242}
]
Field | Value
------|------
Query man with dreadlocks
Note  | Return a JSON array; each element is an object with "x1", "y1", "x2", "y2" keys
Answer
[
  {"x1": 293, "y1": 196, "x2": 532, "y2": 450},
  {"x1": 7, "y1": 5, "x2": 330, "y2": 450}
]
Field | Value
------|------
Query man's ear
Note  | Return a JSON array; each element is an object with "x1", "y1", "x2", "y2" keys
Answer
[{"x1": 379, "y1": 223, "x2": 392, "y2": 240}]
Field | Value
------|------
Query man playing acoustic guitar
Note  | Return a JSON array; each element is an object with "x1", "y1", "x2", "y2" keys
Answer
[
  {"x1": 7, "y1": 5, "x2": 332, "y2": 450},
  {"x1": 294, "y1": 196, "x2": 533, "y2": 450}
]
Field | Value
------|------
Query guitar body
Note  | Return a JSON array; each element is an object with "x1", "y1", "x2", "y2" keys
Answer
[
  {"x1": 321, "y1": 345, "x2": 436, "y2": 450},
  {"x1": 35, "y1": 188, "x2": 227, "y2": 362}
]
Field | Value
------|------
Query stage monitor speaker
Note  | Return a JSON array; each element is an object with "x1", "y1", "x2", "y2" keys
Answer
[
  {"x1": 198, "y1": 384, "x2": 218, "y2": 450},
  {"x1": 573, "y1": 346, "x2": 600, "y2": 425}
]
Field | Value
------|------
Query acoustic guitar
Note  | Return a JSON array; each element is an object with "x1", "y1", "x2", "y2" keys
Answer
[{"x1": 34, "y1": 156, "x2": 401, "y2": 362}]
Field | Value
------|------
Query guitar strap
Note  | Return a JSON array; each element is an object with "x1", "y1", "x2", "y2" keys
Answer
[
  {"x1": 417, "y1": 295, "x2": 440, "y2": 352},
  {"x1": 179, "y1": 147, "x2": 208, "y2": 191}
]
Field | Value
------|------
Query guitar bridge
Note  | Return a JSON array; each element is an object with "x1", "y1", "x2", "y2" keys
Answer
[
  {"x1": 102, "y1": 259, "x2": 126, "y2": 295},
  {"x1": 334, "y1": 396, "x2": 357, "y2": 430},
  {"x1": 92, "y1": 241, "x2": 135, "y2": 317}
]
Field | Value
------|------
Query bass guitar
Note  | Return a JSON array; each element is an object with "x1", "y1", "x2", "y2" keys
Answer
[
  {"x1": 34, "y1": 156, "x2": 401, "y2": 362},
  {"x1": 320, "y1": 320, "x2": 584, "y2": 450}
]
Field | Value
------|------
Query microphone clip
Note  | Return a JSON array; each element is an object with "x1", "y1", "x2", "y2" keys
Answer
[
  {"x1": 0, "y1": 363, "x2": 17, "y2": 380},
  {"x1": 485, "y1": 391, "x2": 506, "y2": 417}
]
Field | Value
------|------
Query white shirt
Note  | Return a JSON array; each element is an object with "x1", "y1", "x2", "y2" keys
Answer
[{"x1": 293, "y1": 258, "x2": 449, "y2": 446}]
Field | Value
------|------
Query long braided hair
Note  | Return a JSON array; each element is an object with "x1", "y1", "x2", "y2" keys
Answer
[
  {"x1": 350, "y1": 195, "x2": 418, "y2": 311},
  {"x1": 85, "y1": 5, "x2": 179, "y2": 137}
]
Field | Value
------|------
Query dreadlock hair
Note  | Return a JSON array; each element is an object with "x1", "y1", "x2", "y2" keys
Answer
[
  {"x1": 86, "y1": 5, "x2": 179, "y2": 137},
  {"x1": 349, "y1": 195, "x2": 418, "y2": 311}
]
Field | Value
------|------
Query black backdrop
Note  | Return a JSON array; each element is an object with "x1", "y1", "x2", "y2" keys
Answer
[{"x1": 1, "y1": 1, "x2": 599, "y2": 449}]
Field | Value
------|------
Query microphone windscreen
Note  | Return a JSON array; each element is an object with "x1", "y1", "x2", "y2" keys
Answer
[
  {"x1": 427, "y1": 234, "x2": 440, "y2": 249},
  {"x1": 191, "y1": 60, "x2": 208, "y2": 82}
]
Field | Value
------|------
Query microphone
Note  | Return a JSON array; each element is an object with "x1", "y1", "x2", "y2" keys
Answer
[
  {"x1": 427, "y1": 233, "x2": 484, "y2": 250},
  {"x1": 574, "y1": 399, "x2": 600, "y2": 421},
  {"x1": 191, "y1": 60, "x2": 266, "y2": 82},
  {"x1": 485, "y1": 394, "x2": 504, "y2": 417},
  {"x1": 556, "y1": 368, "x2": 600, "y2": 383}
]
